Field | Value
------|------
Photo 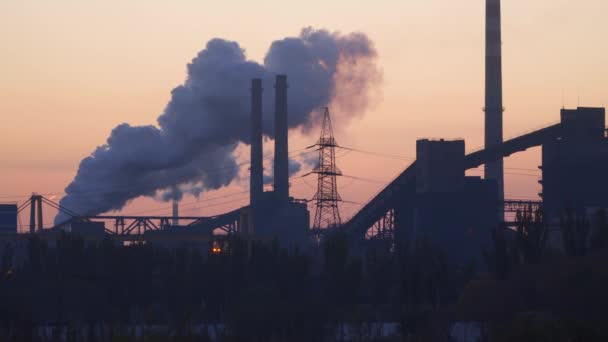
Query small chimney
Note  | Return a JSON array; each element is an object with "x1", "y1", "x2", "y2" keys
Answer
[
  {"x1": 250, "y1": 78, "x2": 264, "y2": 207},
  {"x1": 274, "y1": 75, "x2": 289, "y2": 202},
  {"x1": 172, "y1": 200, "x2": 179, "y2": 226}
]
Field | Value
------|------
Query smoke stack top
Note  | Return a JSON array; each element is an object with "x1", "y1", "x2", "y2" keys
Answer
[{"x1": 55, "y1": 28, "x2": 381, "y2": 224}]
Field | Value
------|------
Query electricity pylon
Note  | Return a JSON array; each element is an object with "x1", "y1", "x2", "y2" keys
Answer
[{"x1": 311, "y1": 107, "x2": 342, "y2": 229}]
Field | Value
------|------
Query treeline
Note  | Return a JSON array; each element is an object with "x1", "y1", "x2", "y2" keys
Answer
[
  {"x1": 0, "y1": 232, "x2": 476, "y2": 341},
  {"x1": 465, "y1": 207, "x2": 608, "y2": 341},
  {"x1": 0, "y1": 208, "x2": 607, "y2": 341}
]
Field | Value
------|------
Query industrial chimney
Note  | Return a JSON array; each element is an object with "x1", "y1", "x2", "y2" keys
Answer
[
  {"x1": 172, "y1": 199, "x2": 179, "y2": 226},
  {"x1": 274, "y1": 75, "x2": 289, "y2": 202},
  {"x1": 250, "y1": 78, "x2": 264, "y2": 207},
  {"x1": 485, "y1": 0, "x2": 505, "y2": 204}
]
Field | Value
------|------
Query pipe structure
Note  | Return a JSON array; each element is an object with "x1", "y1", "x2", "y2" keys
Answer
[
  {"x1": 485, "y1": 0, "x2": 505, "y2": 204},
  {"x1": 172, "y1": 200, "x2": 179, "y2": 226},
  {"x1": 250, "y1": 78, "x2": 264, "y2": 207},
  {"x1": 274, "y1": 75, "x2": 289, "y2": 202},
  {"x1": 30, "y1": 196, "x2": 36, "y2": 234}
]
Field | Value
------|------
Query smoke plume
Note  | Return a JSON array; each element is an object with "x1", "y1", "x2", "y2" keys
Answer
[
  {"x1": 262, "y1": 157, "x2": 303, "y2": 186},
  {"x1": 55, "y1": 27, "x2": 381, "y2": 224}
]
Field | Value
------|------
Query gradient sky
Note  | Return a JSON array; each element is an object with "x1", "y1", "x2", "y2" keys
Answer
[{"x1": 1, "y1": 0, "x2": 607, "y2": 229}]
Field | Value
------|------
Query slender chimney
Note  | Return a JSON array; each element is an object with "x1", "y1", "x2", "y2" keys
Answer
[
  {"x1": 172, "y1": 200, "x2": 179, "y2": 226},
  {"x1": 274, "y1": 75, "x2": 289, "y2": 201},
  {"x1": 485, "y1": 0, "x2": 505, "y2": 204},
  {"x1": 250, "y1": 78, "x2": 264, "y2": 206}
]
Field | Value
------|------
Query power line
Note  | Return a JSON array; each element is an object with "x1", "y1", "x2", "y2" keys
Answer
[
  {"x1": 335, "y1": 149, "x2": 353, "y2": 159},
  {"x1": 300, "y1": 177, "x2": 317, "y2": 190},
  {"x1": 342, "y1": 200, "x2": 365, "y2": 206},
  {"x1": 341, "y1": 174, "x2": 390, "y2": 184},
  {"x1": 339, "y1": 178, "x2": 358, "y2": 190},
  {"x1": 177, "y1": 196, "x2": 251, "y2": 214},
  {"x1": 120, "y1": 190, "x2": 250, "y2": 216},
  {"x1": 338, "y1": 146, "x2": 415, "y2": 161}
]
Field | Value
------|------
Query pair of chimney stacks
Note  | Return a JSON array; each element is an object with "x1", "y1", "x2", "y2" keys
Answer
[{"x1": 250, "y1": 75, "x2": 289, "y2": 207}]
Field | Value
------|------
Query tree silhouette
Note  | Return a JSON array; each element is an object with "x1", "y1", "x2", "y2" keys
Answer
[
  {"x1": 590, "y1": 209, "x2": 608, "y2": 251},
  {"x1": 560, "y1": 208, "x2": 591, "y2": 257},
  {"x1": 515, "y1": 205, "x2": 547, "y2": 264},
  {"x1": 484, "y1": 225, "x2": 515, "y2": 280}
]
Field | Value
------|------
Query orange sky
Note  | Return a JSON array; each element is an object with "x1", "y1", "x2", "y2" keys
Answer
[{"x1": 1, "y1": 0, "x2": 607, "y2": 230}]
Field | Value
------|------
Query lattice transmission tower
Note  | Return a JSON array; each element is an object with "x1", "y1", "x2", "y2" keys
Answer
[{"x1": 312, "y1": 107, "x2": 342, "y2": 229}]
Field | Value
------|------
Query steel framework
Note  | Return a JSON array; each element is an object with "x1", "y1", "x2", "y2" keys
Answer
[
  {"x1": 503, "y1": 200, "x2": 542, "y2": 213},
  {"x1": 82, "y1": 215, "x2": 212, "y2": 235},
  {"x1": 311, "y1": 108, "x2": 343, "y2": 229},
  {"x1": 366, "y1": 209, "x2": 394, "y2": 240},
  {"x1": 64, "y1": 213, "x2": 241, "y2": 238},
  {"x1": 16, "y1": 195, "x2": 242, "y2": 240}
]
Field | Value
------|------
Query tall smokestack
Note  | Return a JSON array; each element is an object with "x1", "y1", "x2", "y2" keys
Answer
[
  {"x1": 250, "y1": 78, "x2": 264, "y2": 206},
  {"x1": 485, "y1": 0, "x2": 505, "y2": 205},
  {"x1": 274, "y1": 75, "x2": 289, "y2": 201},
  {"x1": 172, "y1": 199, "x2": 179, "y2": 226}
]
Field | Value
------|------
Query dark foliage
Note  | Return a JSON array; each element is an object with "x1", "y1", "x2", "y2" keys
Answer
[{"x1": 1, "y1": 216, "x2": 607, "y2": 341}]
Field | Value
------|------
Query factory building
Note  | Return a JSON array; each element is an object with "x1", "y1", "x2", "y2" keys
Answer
[
  {"x1": 0, "y1": 204, "x2": 18, "y2": 234},
  {"x1": 248, "y1": 75, "x2": 310, "y2": 249},
  {"x1": 395, "y1": 139, "x2": 498, "y2": 264},
  {"x1": 542, "y1": 107, "x2": 608, "y2": 222}
]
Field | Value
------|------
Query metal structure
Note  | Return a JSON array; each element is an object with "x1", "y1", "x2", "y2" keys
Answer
[
  {"x1": 484, "y1": 0, "x2": 505, "y2": 203},
  {"x1": 343, "y1": 108, "x2": 608, "y2": 252},
  {"x1": 503, "y1": 200, "x2": 542, "y2": 214},
  {"x1": 274, "y1": 75, "x2": 289, "y2": 202},
  {"x1": 66, "y1": 210, "x2": 242, "y2": 239},
  {"x1": 172, "y1": 200, "x2": 179, "y2": 226},
  {"x1": 29, "y1": 194, "x2": 44, "y2": 233},
  {"x1": 311, "y1": 108, "x2": 343, "y2": 229},
  {"x1": 13, "y1": 195, "x2": 543, "y2": 243},
  {"x1": 9, "y1": 109, "x2": 607, "y2": 257},
  {"x1": 91, "y1": 215, "x2": 213, "y2": 235},
  {"x1": 250, "y1": 78, "x2": 264, "y2": 207},
  {"x1": 16, "y1": 194, "x2": 242, "y2": 241},
  {"x1": 366, "y1": 209, "x2": 394, "y2": 240}
]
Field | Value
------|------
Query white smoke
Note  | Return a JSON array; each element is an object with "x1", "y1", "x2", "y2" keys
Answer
[{"x1": 55, "y1": 27, "x2": 381, "y2": 224}]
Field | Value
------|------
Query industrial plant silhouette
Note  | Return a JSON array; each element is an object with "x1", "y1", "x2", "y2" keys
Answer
[{"x1": 1, "y1": 0, "x2": 608, "y2": 340}]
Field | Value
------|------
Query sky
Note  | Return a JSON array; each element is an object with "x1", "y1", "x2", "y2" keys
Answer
[{"x1": 1, "y1": 0, "x2": 607, "y2": 230}]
